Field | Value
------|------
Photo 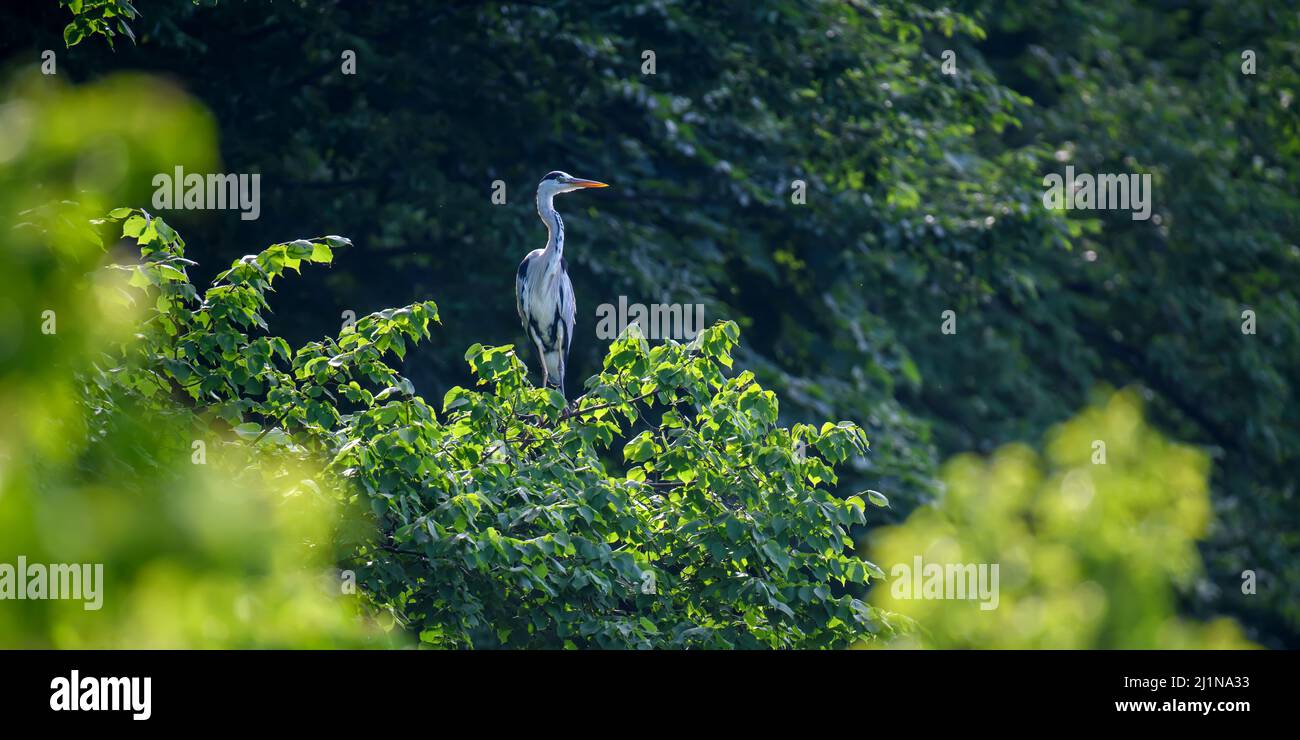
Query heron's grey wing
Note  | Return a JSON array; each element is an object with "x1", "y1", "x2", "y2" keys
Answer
[
  {"x1": 559, "y1": 263, "x2": 576, "y2": 359},
  {"x1": 550, "y1": 265, "x2": 576, "y2": 395},
  {"x1": 515, "y1": 253, "x2": 532, "y2": 328}
]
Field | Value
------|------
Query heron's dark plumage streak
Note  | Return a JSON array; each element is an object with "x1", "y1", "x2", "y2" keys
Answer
[{"x1": 515, "y1": 171, "x2": 606, "y2": 396}]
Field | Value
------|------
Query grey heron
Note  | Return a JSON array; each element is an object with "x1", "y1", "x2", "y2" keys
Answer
[{"x1": 515, "y1": 170, "x2": 608, "y2": 396}]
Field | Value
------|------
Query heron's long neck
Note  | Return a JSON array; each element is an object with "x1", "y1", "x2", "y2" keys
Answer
[{"x1": 537, "y1": 192, "x2": 565, "y2": 262}]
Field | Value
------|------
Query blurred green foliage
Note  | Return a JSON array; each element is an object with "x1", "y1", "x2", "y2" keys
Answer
[
  {"x1": 868, "y1": 390, "x2": 1252, "y2": 649},
  {"x1": 0, "y1": 72, "x2": 388, "y2": 648}
]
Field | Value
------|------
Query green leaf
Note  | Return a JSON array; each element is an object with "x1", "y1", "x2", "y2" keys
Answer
[
  {"x1": 622, "y1": 431, "x2": 656, "y2": 463},
  {"x1": 232, "y1": 422, "x2": 261, "y2": 439},
  {"x1": 544, "y1": 388, "x2": 566, "y2": 410}
]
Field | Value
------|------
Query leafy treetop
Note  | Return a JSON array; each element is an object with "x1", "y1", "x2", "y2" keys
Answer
[{"x1": 90, "y1": 208, "x2": 895, "y2": 649}]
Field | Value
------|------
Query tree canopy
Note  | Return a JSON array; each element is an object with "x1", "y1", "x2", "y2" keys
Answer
[{"x1": 0, "y1": 0, "x2": 1295, "y2": 646}]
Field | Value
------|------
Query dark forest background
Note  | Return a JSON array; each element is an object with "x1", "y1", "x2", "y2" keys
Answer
[{"x1": 3, "y1": 0, "x2": 1297, "y2": 646}]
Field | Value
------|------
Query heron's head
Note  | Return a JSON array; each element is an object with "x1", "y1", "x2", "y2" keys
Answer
[{"x1": 537, "y1": 170, "x2": 609, "y2": 199}]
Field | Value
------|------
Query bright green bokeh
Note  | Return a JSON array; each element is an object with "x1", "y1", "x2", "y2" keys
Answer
[
  {"x1": 0, "y1": 70, "x2": 392, "y2": 648},
  {"x1": 867, "y1": 390, "x2": 1252, "y2": 649}
]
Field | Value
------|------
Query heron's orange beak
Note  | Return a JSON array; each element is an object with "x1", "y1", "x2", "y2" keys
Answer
[{"x1": 570, "y1": 178, "x2": 609, "y2": 189}]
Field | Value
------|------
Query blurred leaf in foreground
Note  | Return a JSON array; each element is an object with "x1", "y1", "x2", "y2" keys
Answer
[{"x1": 867, "y1": 390, "x2": 1253, "y2": 649}]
